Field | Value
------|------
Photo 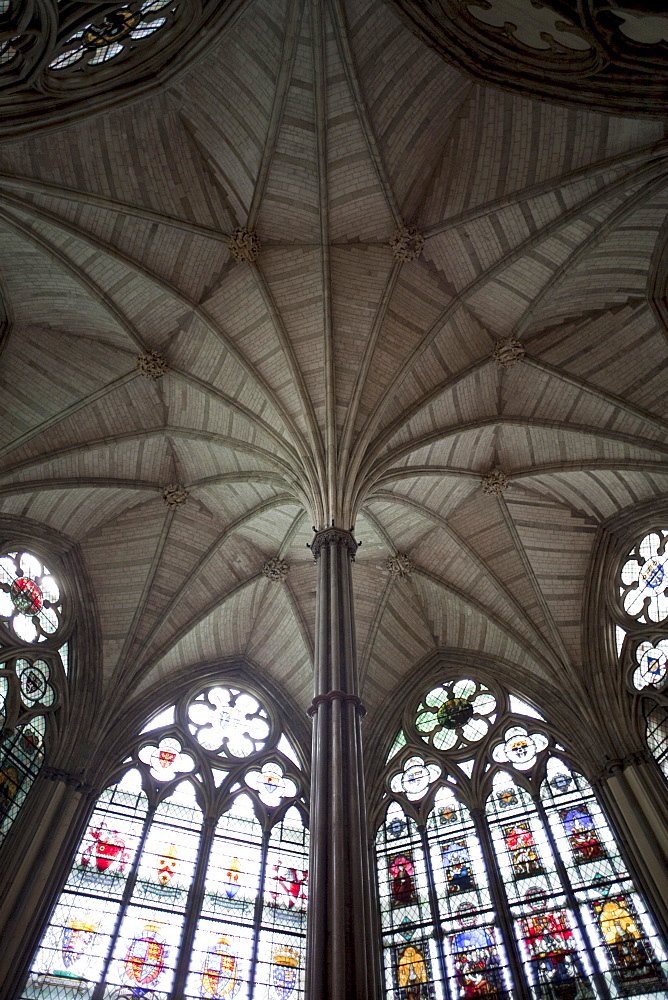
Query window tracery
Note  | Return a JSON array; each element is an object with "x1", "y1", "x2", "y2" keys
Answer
[
  {"x1": 375, "y1": 674, "x2": 668, "y2": 1000},
  {"x1": 49, "y1": 1, "x2": 178, "y2": 71},
  {"x1": 612, "y1": 529, "x2": 668, "y2": 779},
  {"x1": 0, "y1": 0, "x2": 236, "y2": 138},
  {"x1": 0, "y1": 548, "x2": 70, "y2": 846},
  {"x1": 20, "y1": 683, "x2": 309, "y2": 1000},
  {"x1": 387, "y1": 0, "x2": 668, "y2": 117}
]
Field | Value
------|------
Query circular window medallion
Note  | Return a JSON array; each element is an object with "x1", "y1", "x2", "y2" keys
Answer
[
  {"x1": 10, "y1": 577, "x2": 43, "y2": 616},
  {"x1": 632, "y1": 639, "x2": 668, "y2": 690},
  {"x1": 390, "y1": 756, "x2": 441, "y2": 801},
  {"x1": 437, "y1": 698, "x2": 474, "y2": 730},
  {"x1": 401, "y1": 763, "x2": 431, "y2": 797},
  {"x1": 1, "y1": 552, "x2": 64, "y2": 643},
  {"x1": 188, "y1": 687, "x2": 270, "y2": 758},
  {"x1": 416, "y1": 678, "x2": 496, "y2": 752},
  {"x1": 620, "y1": 531, "x2": 668, "y2": 624}
]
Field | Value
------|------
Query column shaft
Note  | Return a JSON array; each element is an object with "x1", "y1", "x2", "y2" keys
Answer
[
  {"x1": 306, "y1": 528, "x2": 377, "y2": 1000},
  {"x1": 595, "y1": 755, "x2": 668, "y2": 939},
  {"x1": 0, "y1": 771, "x2": 95, "y2": 1000}
]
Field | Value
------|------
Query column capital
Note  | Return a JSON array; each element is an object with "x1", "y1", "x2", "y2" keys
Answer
[
  {"x1": 591, "y1": 748, "x2": 654, "y2": 786},
  {"x1": 309, "y1": 526, "x2": 359, "y2": 562},
  {"x1": 308, "y1": 690, "x2": 366, "y2": 717},
  {"x1": 41, "y1": 766, "x2": 97, "y2": 795}
]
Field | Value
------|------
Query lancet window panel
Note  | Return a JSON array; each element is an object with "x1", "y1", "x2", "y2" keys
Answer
[
  {"x1": 0, "y1": 548, "x2": 72, "y2": 847},
  {"x1": 20, "y1": 684, "x2": 309, "y2": 1000},
  {"x1": 376, "y1": 674, "x2": 668, "y2": 1000},
  {"x1": 611, "y1": 529, "x2": 668, "y2": 779}
]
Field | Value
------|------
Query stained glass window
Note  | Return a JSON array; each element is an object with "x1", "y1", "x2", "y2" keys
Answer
[
  {"x1": 377, "y1": 801, "x2": 441, "y2": 1000},
  {"x1": 645, "y1": 705, "x2": 668, "y2": 779},
  {"x1": 0, "y1": 548, "x2": 70, "y2": 847},
  {"x1": 0, "y1": 550, "x2": 64, "y2": 644},
  {"x1": 619, "y1": 531, "x2": 668, "y2": 625},
  {"x1": 615, "y1": 530, "x2": 668, "y2": 781},
  {"x1": 377, "y1": 675, "x2": 668, "y2": 1000},
  {"x1": 49, "y1": 1, "x2": 177, "y2": 71},
  {"x1": 21, "y1": 684, "x2": 308, "y2": 1000},
  {"x1": 0, "y1": 715, "x2": 46, "y2": 842}
]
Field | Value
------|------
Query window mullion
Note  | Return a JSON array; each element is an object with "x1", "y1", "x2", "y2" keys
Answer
[
  {"x1": 471, "y1": 806, "x2": 531, "y2": 1000},
  {"x1": 248, "y1": 822, "x2": 271, "y2": 1000},
  {"x1": 533, "y1": 794, "x2": 612, "y2": 1000},
  {"x1": 91, "y1": 805, "x2": 155, "y2": 1000},
  {"x1": 418, "y1": 821, "x2": 452, "y2": 1000},
  {"x1": 169, "y1": 813, "x2": 217, "y2": 1000}
]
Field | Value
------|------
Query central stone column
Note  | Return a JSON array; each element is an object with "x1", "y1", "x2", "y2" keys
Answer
[{"x1": 306, "y1": 527, "x2": 377, "y2": 1000}]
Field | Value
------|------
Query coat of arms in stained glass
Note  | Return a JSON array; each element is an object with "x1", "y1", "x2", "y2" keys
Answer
[
  {"x1": 389, "y1": 854, "x2": 417, "y2": 907},
  {"x1": 270, "y1": 945, "x2": 299, "y2": 999},
  {"x1": 502, "y1": 823, "x2": 544, "y2": 878},
  {"x1": 442, "y1": 839, "x2": 476, "y2": 896},
  {"x1": 201, "y1": 934, "x2": 242, "y2": 998},
  {"x1": 394, "y1": 942, "x2": 433, "y2": 1000},
  {"x1": 124, "y1": 920, "x2": 168, "y2": 990},
  {"x1": 157, "y1": 843, "x2": 177, "y2": 886},
  {"x1": 592, "y1": 895, "x2": 665, "y2": 993},
  {"x1": 61, "y1": 915, "x2": 97, "y2": 974},
  {"x1": 271, "y1": 865, "x2": 308, "y2": 911},
  {"x1": 388, "y1": 815, "x2": 407, "y2": 838},
  {"x1": 80, "y1": 821, "x2": 130, "y2": 878},
  {"x1": 559, "y1": 807, "x2": 605, "y2": 864},
  {"x1": 496, "y1": 788, "x2": 517, "y2": 809},
  {"x1": 438, "y1": 804, "x2": 458, "y2": 827},
  {"x1": 224, "y1": 857, "x2": 241, "y2": 898}
]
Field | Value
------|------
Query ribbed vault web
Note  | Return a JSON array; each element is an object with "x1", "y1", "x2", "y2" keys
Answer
[{"x1": 1, "y1": 0, "x2": 668, "y2": 758}]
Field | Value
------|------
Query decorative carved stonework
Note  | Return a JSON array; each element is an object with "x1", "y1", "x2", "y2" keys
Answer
[
  {"x1": 481, "y1": 467, "x2": 509, "y2": 495},
  {"x1": 592, "y1": 748, "x2": 654, "y2": 785},
  {"x1": 310, "y1": 527, "x2": 360, "y2": 562},
  {"x1": 308, "y1": 690, "x2": 366, "y2": 717},
  {"x1": 42, "y1": 766, "x2": 96, "y2": 794},
  {"x1": 136, "y1": 350, "x2": 169, "y2": 379},
  {"x1": 385, "y1": 552, "x2": 414, "y2": 578},
  {"x1": 492, "y1": 337, "x2": 525, "y2": 368},
  {"x1": 228, "y1": 227, "x2": 261, "y2": 263},
  {"x1": 262, "y1": 556, "x2": 290, "y2": 582},
  {"x1": 162, "y1": 484, "x2": 190, "y2": 508},
  {"x1": 468, "y1": 0, "x2": 590, "y2": 52},
  {"x1": 390, "y1": 225, "x2": 425, "y2": 262},
  {"x1": 387, "y1": 0, "x2": 668, "y2": 117}
]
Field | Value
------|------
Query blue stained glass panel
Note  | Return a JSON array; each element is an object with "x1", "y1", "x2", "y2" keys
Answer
[{"x1": 428, "y1": 787, "x2": 512, "y2": 999}]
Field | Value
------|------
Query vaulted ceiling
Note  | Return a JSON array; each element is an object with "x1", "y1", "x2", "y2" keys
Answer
[{"x1": 1, "y1": 0, "x2": 667, "y2": 754}]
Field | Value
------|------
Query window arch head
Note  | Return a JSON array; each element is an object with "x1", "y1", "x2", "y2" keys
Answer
[
  {"x1": 0, "y1": 546, "x2": 72, "y2": 846},
  {"x1": 376, "y1": 671, "x2": 668, "y2": 1000},
  {"x1": 613, "y1": 527, "x2": 668, "y2": 779},
  {"x1": 22, "y1": 681, "x2": 309, "y2": 1000}
]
